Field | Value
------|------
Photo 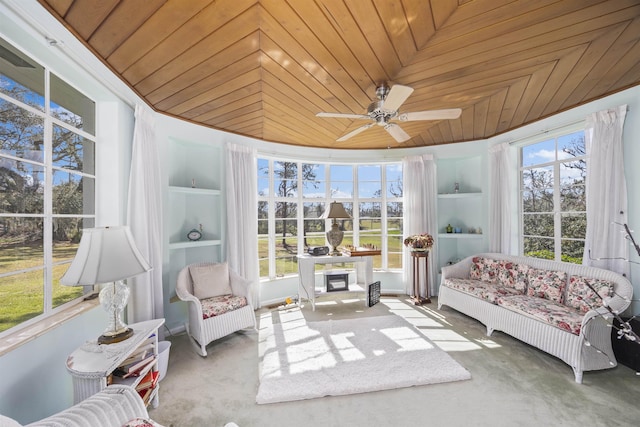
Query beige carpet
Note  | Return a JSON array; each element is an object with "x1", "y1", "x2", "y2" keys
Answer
[
  {"x1": 257, "y1": 309, "x2": 470, "y2": 404},
  {"x1": 149, "y1": 295, "x2": 640, "y2": 427}
]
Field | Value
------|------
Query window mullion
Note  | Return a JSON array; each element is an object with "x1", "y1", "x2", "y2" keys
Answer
[
  {"x1": 381, "y1": 166, "x2": 387, "y2": 269},
  {"x1": 297, "y1": 161, "x2": 304, "y2": 255},
  {"x1": 43, "y1": 69, "x2": 53, "y2": 313},
  {"x1": 267, "y1": 159, "x2": 276, "y2": 279},
  {"x1": 352, "y1": 166, "x2": 359, "y2": 247},
  {"x1": 554, "y1": 157, "x2": 562, "y2": 262}
]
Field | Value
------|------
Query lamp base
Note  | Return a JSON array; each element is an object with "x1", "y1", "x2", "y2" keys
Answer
[
  {"x1": 98, "y1": 327, "x2": 133, "y2": 345},
  {"x1": 326, "y1": 223, "x2": 344, "y2": 257}
]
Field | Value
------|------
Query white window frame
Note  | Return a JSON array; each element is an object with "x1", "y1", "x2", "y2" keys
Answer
[
  {"x1": 518, "y1": 126, "x2": 586, "y2": 262},
  {"x1": 0, "y1": 41, "x2": 97, "y2": 337},
  {"x1": 257, "y1": 157, "x2": 403, "y2": 280}
]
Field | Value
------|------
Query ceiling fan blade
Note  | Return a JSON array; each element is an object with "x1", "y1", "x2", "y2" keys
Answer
[
  {"x1": 337, "y1": 123, "x2": 374, "y2": 141},
  {"x1": 317, "y1": 112, "x2": 370, "y2": 120},
  {"x1": 384, "y1": 123, "x2": 411, "y2": 143},
  {"x1": 383, "y1": 84, "x2": 414, "y2": 112},
  {"x1": 397, "y1": 108, "x2": 462, "y2": 121}
]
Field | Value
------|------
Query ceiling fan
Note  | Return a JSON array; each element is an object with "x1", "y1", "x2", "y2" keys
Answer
[{"x1": 316, "y1": 83, "x2": 462, "y2": 143}]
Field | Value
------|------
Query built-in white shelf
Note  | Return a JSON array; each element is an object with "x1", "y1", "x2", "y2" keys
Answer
[
  {"x1": 169, "y1": 239, "x2": 222, "y2": 250},
  {"x1": 437, "y1": 192, "x2": 482, "y2": 199},
  {"x1": 168, "y1": 186, "x2": 221, "y2": 196},
  {"x1": 438, "y1": 233, "x2": 484, "y2": 239}
]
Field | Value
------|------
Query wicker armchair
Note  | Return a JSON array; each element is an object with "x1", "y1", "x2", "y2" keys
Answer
[{"x1": 176, "y1": 262, "x2": 256, "y2": 357}]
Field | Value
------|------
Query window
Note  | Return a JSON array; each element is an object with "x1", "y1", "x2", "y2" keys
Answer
[
  {"x1": 257, "y1": 159, "x2": 402, "y2": 279},
  {"x1": 0, "y1": 37, "x2": 96, "y2": 335},
  {"x1": 519, "y1": 130, "x2": 586, "y2": 263}
]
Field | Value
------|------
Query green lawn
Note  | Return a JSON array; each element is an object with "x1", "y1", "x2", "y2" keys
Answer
[
  {"x1": 0, "y1": 242, "x2": 82, "y2": 332},
  {"x1": 258, "y1": 231, "x2": 403, "y2": 277}
]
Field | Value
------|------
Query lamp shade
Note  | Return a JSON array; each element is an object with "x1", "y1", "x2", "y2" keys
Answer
[
  {"x1": 60, "y1": 226, "x2": 151, "y2": 286},
  {"x1": 321, "y1": 201, "x2": 351, "y2": 219}
]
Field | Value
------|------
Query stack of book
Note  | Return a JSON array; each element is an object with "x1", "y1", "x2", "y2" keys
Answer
[
  {"x1": 135, "y1": 369, "x2": 160, "y2": 404},
  {"x1": 110, "y1": 336, "x2": 159, "y2": 405}
]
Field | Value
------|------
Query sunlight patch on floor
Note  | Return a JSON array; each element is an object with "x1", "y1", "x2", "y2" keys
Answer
[
  {"x1": 380, "y1": 297, "x2": 497, "y2": 352},
  {"x1": 381, "y1": 326, "x2": 435, "y2": 351},
  {"x1": 418, "y1": 328, "x2": 483, "y2": 352},
  {"x1": 474, "y1": 338, "x2": 501, "y2": 349},
  {"x1": 330, "y1": 332, "x2": 365, "y2": 362},
  {"x1": 287, "y1": 337, "x2": 337, "y2": 374}
]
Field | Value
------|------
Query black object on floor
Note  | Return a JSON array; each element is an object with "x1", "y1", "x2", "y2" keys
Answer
[
  {"x1": 368, "y1": 281, "x2": 381, "y2": 307},
  {"x1": 612, "y1": 317, "x2": 640, "y2": 371}
]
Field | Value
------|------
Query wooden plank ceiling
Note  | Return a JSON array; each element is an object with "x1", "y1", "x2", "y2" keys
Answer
[{"x1": 38, "y1": 0, "x2": 640, "y2": 150}]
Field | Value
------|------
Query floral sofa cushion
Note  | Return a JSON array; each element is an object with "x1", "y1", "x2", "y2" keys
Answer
[
  {"x1": 470, "y1": 257, "x2": 501, "y2": 283},
  {"x1": 526, "y1": 268, "x2": 567, "y2": 303},
  {"x1": 497, "y1": 261, "x2": 529, "y2": 292},
  {"x1": 444, "y1": 278, "x2": 522, "y2": 303},
  {"x1": 497, "y1": 295, "x2": 583, "y2": 335},
  {"x1": 565, "y1": 275, "x2": 613, "y2": 314},
  {"x1": 200, "y1": 294, "x2": 248, "y2": 320}
]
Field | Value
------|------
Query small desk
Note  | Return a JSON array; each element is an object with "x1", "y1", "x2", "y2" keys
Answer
[
  {"x1": 297, "y1": 254, "x2": 373, "y2": 310},
  {"x1": 411, "y1": 250, "x2": 431, "y2": 305}
]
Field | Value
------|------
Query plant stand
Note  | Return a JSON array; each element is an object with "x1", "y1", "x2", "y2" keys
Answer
[{"x1": 411, "y1": 250, "x2": 431, "y2": 305}]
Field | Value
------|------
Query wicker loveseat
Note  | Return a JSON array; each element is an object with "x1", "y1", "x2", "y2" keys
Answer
[
  {"x1": 438, "y1": 253, "x2": 633, "y2": 383},
  {"x1": 0, "y1": 384, "x2": 241, "y2": 427},
  {"x1": 0, "y1": 385, "x2": 161, "y2": 427}
]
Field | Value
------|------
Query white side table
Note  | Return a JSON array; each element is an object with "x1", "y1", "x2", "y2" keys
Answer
[{"x1": 66, "y1": 319, "x2": 165, "y2": 406}]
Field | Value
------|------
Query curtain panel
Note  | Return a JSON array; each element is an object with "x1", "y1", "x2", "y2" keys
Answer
[
  {"x1": 582, "y1": 105, "x2": 628, "y2": 277},
  {"x1": 126, "y1": 105, "x2": 164, "y2": 325},
  {"x1": 488, "y1": 142, "x2": 512, "y2": 254},
  {"x1": 402, "y1": 154, "x2": 438, "y2": 297},
  {"x1": 225, "y1": 143, "x2": 260, "y2": 308}
]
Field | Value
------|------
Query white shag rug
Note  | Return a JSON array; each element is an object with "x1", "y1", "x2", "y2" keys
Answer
[{"x1": 256, "y1": 314, "x2": 471, "y2": 404}]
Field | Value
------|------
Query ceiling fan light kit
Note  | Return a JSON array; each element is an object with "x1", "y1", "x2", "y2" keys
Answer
[{"x1": 317, "y1": 83, "x2": 462, "y2": 143}]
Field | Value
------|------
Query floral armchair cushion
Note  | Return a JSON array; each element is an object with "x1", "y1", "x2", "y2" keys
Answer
[
  {"x1": 200, "y1": 294, "x2": 248, "y2": 320},
  {"x1": 470, "y1": 257, "x2": 501, "y2": 283},
  {"x1": 565, "y1": 275, "x2": 613, "y2": 314},
  {"x1": 526, "y1": 268, "x2": 567, "y2": 303}
]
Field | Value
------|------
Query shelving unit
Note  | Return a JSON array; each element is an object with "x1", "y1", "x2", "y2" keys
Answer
[
  {"x1": 438, "y1": 233, "x2": 484, "y2": 239},
  {"x1": 167, "y1": 185, "x2": 222, "y2": 251},
  {"x1": 66, "y1": 319, "x2": 164, "y2": 407},
  {"x1": 436, "y1": 156, "x2": 488, "y2": 275},
  {"x1": 164, "y1": 138, "x2": 223, "y2": 322}
]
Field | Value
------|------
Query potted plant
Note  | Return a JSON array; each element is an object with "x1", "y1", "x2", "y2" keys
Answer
[{"x1": 403, "y1": 233, "x2": 434, "y2": 251}]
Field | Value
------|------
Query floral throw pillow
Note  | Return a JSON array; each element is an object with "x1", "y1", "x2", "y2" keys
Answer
[
  {"x1": 565, "y1": 275, "x2": 613, "y2": 313},
  {"x1": 470, "y1": 257, "x2": 500, "y2": 283},
  {"x1": 526, "y1": 268, "x2": 567, "y2": 303}
]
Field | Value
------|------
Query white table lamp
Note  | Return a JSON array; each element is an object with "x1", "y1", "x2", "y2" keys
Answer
[{"x1": 60, "y1": 226, "x2": 151, "y2": 344}]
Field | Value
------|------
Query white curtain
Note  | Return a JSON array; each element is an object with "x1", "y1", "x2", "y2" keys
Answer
[
  {"x1": 488, "y1": 142, "x2": 511, "y2": 254},
  {"x1": 583, "y1": 105, "x2": 628, "y2": 276},
  {"x1": 225, "y1": 143, "x2": 260, "y2": 308},
  {"x1": 126, "y1": 105, "x2": 164, "y2": 324},
  {"x1": 402, "y1": 154, "x2": 438, "y2": 297}
]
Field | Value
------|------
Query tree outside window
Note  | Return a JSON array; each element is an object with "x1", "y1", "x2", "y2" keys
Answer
[
  {"x1": 0, "y1": 36, "x2": 96, "y2": 334},
  {"x1": 520, "y1": 131, "x2": 586, "y2": 263},
  {"x1": 257, "y1": 159, "x2": 402, "y2": 279}
]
